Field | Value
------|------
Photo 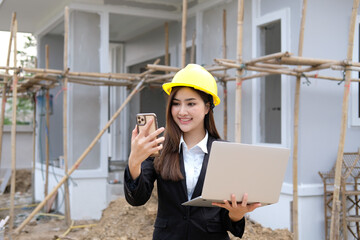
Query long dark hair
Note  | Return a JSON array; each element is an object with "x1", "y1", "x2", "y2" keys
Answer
[{"x1": 154, "y1": 87, "x2": 220, "y2": 181}]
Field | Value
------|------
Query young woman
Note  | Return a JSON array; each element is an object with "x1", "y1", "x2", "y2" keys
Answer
[{"x1": 124, "y1": 64, "x2": 260, "y2": 240}]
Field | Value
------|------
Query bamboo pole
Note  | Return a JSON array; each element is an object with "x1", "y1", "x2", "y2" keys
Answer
[
  {"x1": 331, "y1": 65, "x2": 360, "y2": 72},
  {"x1": 9, "y1": 18, "x2": 18, "y2": 233},
  {"x1": 181, "y1": 0, "x2": 187, "y2": 68},
  {"x1": 146, "y1": 73, "x2": 176, "y2": 83},
  {"x1": 165, "y1": 22, "x2": 169, "y2": 70},
  {"x1": 295, "y1": 62, "x2": 335, "y2": 73},
  {"x1": 225, "y1": 72, "x2": 271, "y2": 81},
  {"x1": 14, "y1": 78, "x2": 146, "y2": 234},
  {"x1": 147, "y1": 64, "x2": 180, "y2": 72},
  {"x1": 235, "y1": 0, "x2": 244, "y2": 143},
  {"x1": 0, "y1": 66, "x2": 139, "y2": 81},
  {"x1": 214, "y1": 58, "x2": 236, "y2": 64},
  {"x1": 270, "y1": 56, "x2": 340, "y2": 66},
  {"x1": 292, "y1": 0, "x2": 307, "y2": 239},
  {"x1": 330, "y1": 0, "x2": 359, "y2": 239},
  {"x1": 222, "y1": 9, "x2": 228, "y2": 140},
  {"x1": 31, "y1": 94, "x2": 36, "y2": 204},
  {"x1": 0, "y1": 13, "x2": 16, "y2": 170},
  {"x1": 63, "y1": 6, "x2": 71, "y2": 227},
  {"x1": 44, "y1": 45, "x2": 50, "y2": 200},
  {"x1": 246, "y1": 51, "x2": 291, "y2": 65},
  {"x1": 190, "y1": 30, "x2": 196, "y2": 64},
  {"x1": 253, "y1": 63, "x2": 290, "y2": 70}
]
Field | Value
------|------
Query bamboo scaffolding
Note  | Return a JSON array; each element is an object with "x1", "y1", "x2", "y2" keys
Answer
[
  {"x1": 246, "y1": 51, "x2": 291, "y2": 65},
  {"x1": 145, "y1": 73, "x2": 175, "y2": 83},
  {"x1": 222, "y1": 9, "x2": 228, "y2": 140},
  {"x1": 44, "y1": 45, "x2": 50, "y2": 201},
  {"x1": 181, "y1": 0, "x2": 187, "y2": 68},
  {"x1": 0, "y1": 66, "x2": 140, "y2": 81},
  {"x1": 216, "y1": 59, "x2": 360, "y2": 82},
  {"x1": 9, "y1": 17, "x2": 18, "y2": 233},
  {"x1": 224, "y1": 72, "x2": 360, "y2": 83},
  {"x1": 235, "y1": 0, "x2": 244, "y2": 143},
  {"x1": 269, "y1": 56, "x2": 341, "y2": 66},
  {"x1": 224, "y1": 72, "x2": 271, "y2": 81},
  {"x1": 190, "y1": 30, "x2": 196, "y2": 64},
  {"x1": 63, "y1": 6, "x2": 71, "y2": 227},
  {"x1": 294, "y1": 62, "x2": 335, "y2": 73},
  {"x1": 330, "y1": 0, "x2": 359, "y2": 239},
  {"x1": 15, "y1": 78, "x2": 146, "y2": 234},
  {"x1": 292, "y1": 0, "x2": 307, "y2": 239},
  {"x1": 32, "y1": 94, "x2": 36, "y2": 204},
  {"x1": 0, "y1": 12, "x2": 15, "y2": 170},
  {"x1": 146, "y1": 64, "x2": 227, "y2": 78},
  {"x1": 253, "y1": 63, "x2": 290, "y2": 70},
  {"x1": 165, "y1": 22, "x2": 169, "y2": 72}
]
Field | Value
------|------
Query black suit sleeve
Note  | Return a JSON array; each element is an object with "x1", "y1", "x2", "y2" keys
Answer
[
  {"x1": 222, "y1": 209, "x2": 246, "y2": 238},
  {"x1": 124, "y1": 157, "x2": 157, "y2": 206}
]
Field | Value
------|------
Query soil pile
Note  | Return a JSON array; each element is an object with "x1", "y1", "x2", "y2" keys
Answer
[
  {"x1": 83, "y1": 194, "x2": 293, "y2": 240},
  {"x1": 1, "y1": 172, "x2": 292, "y2": 239}
]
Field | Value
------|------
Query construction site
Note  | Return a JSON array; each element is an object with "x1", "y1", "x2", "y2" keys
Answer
[{"x1": 0, "y1": 0, "x2": 359, "y2": 239}]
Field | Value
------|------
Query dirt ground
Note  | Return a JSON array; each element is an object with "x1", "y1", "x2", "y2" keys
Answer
[{"x1": 0, "y1": 170, "x2": 293, "y2": 240}]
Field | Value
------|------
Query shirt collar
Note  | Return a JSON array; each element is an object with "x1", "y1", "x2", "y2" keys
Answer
[{"x1": 179, "y1": 131, "x2": 208, "y2": 154}]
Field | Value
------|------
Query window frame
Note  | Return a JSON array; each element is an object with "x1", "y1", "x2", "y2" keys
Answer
[
  {"x1": 351, "y1": 16, "x2": 360, "y2": 127},
  {"x1": 251, "y1": 2, "x2": 291, "y2": 147}
]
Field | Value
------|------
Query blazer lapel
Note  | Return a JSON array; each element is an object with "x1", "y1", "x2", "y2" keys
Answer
[
  {"x1": 179, "y1": 148, "x2": 188, "y2": 200},
  {"x1": 191, "y1": 135, "x2": 216, "y2": 199}
]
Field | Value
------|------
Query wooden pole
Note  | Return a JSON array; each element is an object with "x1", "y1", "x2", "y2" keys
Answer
[
  {"x1": 9, "y1": 18, "x2": 18, "y2": 233},
  {"x1": 292, "y1": 0, "x2": 307, "y2": 239},
  {"x1": 0, "y1": 66, "x2": 139, "y2": 81},
  {"x1": 235, "y1": 0, "x2": 244, "y2": 143},
  {"x1": 222, "y1": 9, "x2": 228, "y2": 140},
  {"x1": 181, "y1": 0, "x2": 187, "y2": 68},
  {"x1": 0, "y1": 13, "x2": 16, "y2": 169},
  {"x1": 31, "y1": 94, "x2": 36, "y2": 204},
  {"x1": 63, "y1": 6, "x2": 71, "y2": 227},
  {"x1": 164, "y1": 22, "x2": 169, "y2": 69},
  {"x1": 270, "y1": 56, "x2": 339, "y2": 66},
  {"x1": 246, "y1": 51, "x2": 291, "y2": 65},
  {"x1": 330, "y1": 0, "x2": 359, "y2": 239},
  {"x1": 14, "y1": 79, "x2": 145, "y2": 234},
  {"x1": 190, "y1": 30, "x2": 196, "y2": 64},
  {"x1": 44, "y1": 45, "x2": 50, "y2": 200}
]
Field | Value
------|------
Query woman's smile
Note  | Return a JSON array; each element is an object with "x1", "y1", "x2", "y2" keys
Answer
[{"x1": 171, "y1": 87, "x2": 209, "y2": 137}]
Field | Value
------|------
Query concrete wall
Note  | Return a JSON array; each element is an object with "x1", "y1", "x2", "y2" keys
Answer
[
  {"x1": 0, "y1": 126, "x2": 33, "y2": 169},
  {"x1": 35, "y1": 10, "x2": 109, "y2": 220},
  {"x1": 70, "y1": 10, "x2": 101, "y2": 170},
  {"x1": 37, "y1": 34, "x2": 64, "y2": 164}
]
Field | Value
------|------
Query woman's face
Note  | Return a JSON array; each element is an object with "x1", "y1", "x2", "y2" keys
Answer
[{"x1": 171, "y1": 87, "x2": 210, "y2": 136}]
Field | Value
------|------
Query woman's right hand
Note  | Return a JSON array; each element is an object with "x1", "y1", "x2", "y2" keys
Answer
[{"x1": 128, "y1": 118, "x2": 165, "y2": 179}]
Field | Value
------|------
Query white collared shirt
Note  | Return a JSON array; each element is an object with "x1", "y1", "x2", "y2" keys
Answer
[{"x1": 179, "y1": 131, "x2": 208, "y2": 200}]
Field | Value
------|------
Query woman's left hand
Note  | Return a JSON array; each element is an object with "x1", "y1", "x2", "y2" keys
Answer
[{"x1": 212, "y1": 193, "x2": 261, "y2": 222}]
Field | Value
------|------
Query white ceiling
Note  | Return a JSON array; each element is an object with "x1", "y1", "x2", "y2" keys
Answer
[{"x1": 0, "y1": 0, "x2": 217, "y2": 43}]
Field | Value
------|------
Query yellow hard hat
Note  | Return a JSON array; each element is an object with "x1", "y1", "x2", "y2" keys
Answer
[{"x1": 162, "y1": 64, "x2": 220, "y2": 106}]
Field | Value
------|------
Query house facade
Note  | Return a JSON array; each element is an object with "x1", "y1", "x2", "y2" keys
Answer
[{"x1": 0, "y1": 0, "x2": 360, "y2": 239}]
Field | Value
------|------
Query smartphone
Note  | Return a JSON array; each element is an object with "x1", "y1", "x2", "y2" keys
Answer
[{"x1": 136, "y1": 113, "x2": 160, "y2": 157}]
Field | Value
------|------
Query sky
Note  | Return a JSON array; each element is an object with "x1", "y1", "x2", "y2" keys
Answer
[{"x1": 0, "y1": 31, "x2": 37, "y2": 67}]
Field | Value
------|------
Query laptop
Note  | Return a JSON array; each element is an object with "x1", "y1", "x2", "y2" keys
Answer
[{"x1": 182, "y1": 141, "x2": 290, "y2": 207}]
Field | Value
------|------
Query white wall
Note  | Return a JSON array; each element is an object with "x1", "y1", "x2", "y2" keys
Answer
[{"x1": 0, "y1": 126, "x2": 33, "y2": 169}]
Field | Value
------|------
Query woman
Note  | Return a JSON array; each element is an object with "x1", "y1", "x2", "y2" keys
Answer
[{"x1": 124, "y1": 64, "x2": 260, "y2": 240}]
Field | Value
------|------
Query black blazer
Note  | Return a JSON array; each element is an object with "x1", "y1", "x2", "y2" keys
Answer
[{"x1": 124, "y1": 135, "x2": 245, "y2": 240}]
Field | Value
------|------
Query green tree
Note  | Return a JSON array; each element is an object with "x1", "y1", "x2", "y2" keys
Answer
[{"x1": 4, "y1": 34, "x2": 36, "y2": 125}]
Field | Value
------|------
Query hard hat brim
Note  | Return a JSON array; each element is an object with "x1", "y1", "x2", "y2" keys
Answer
[{"x1": 162, "y1": 82, "x2": 220, "y2": 106}]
